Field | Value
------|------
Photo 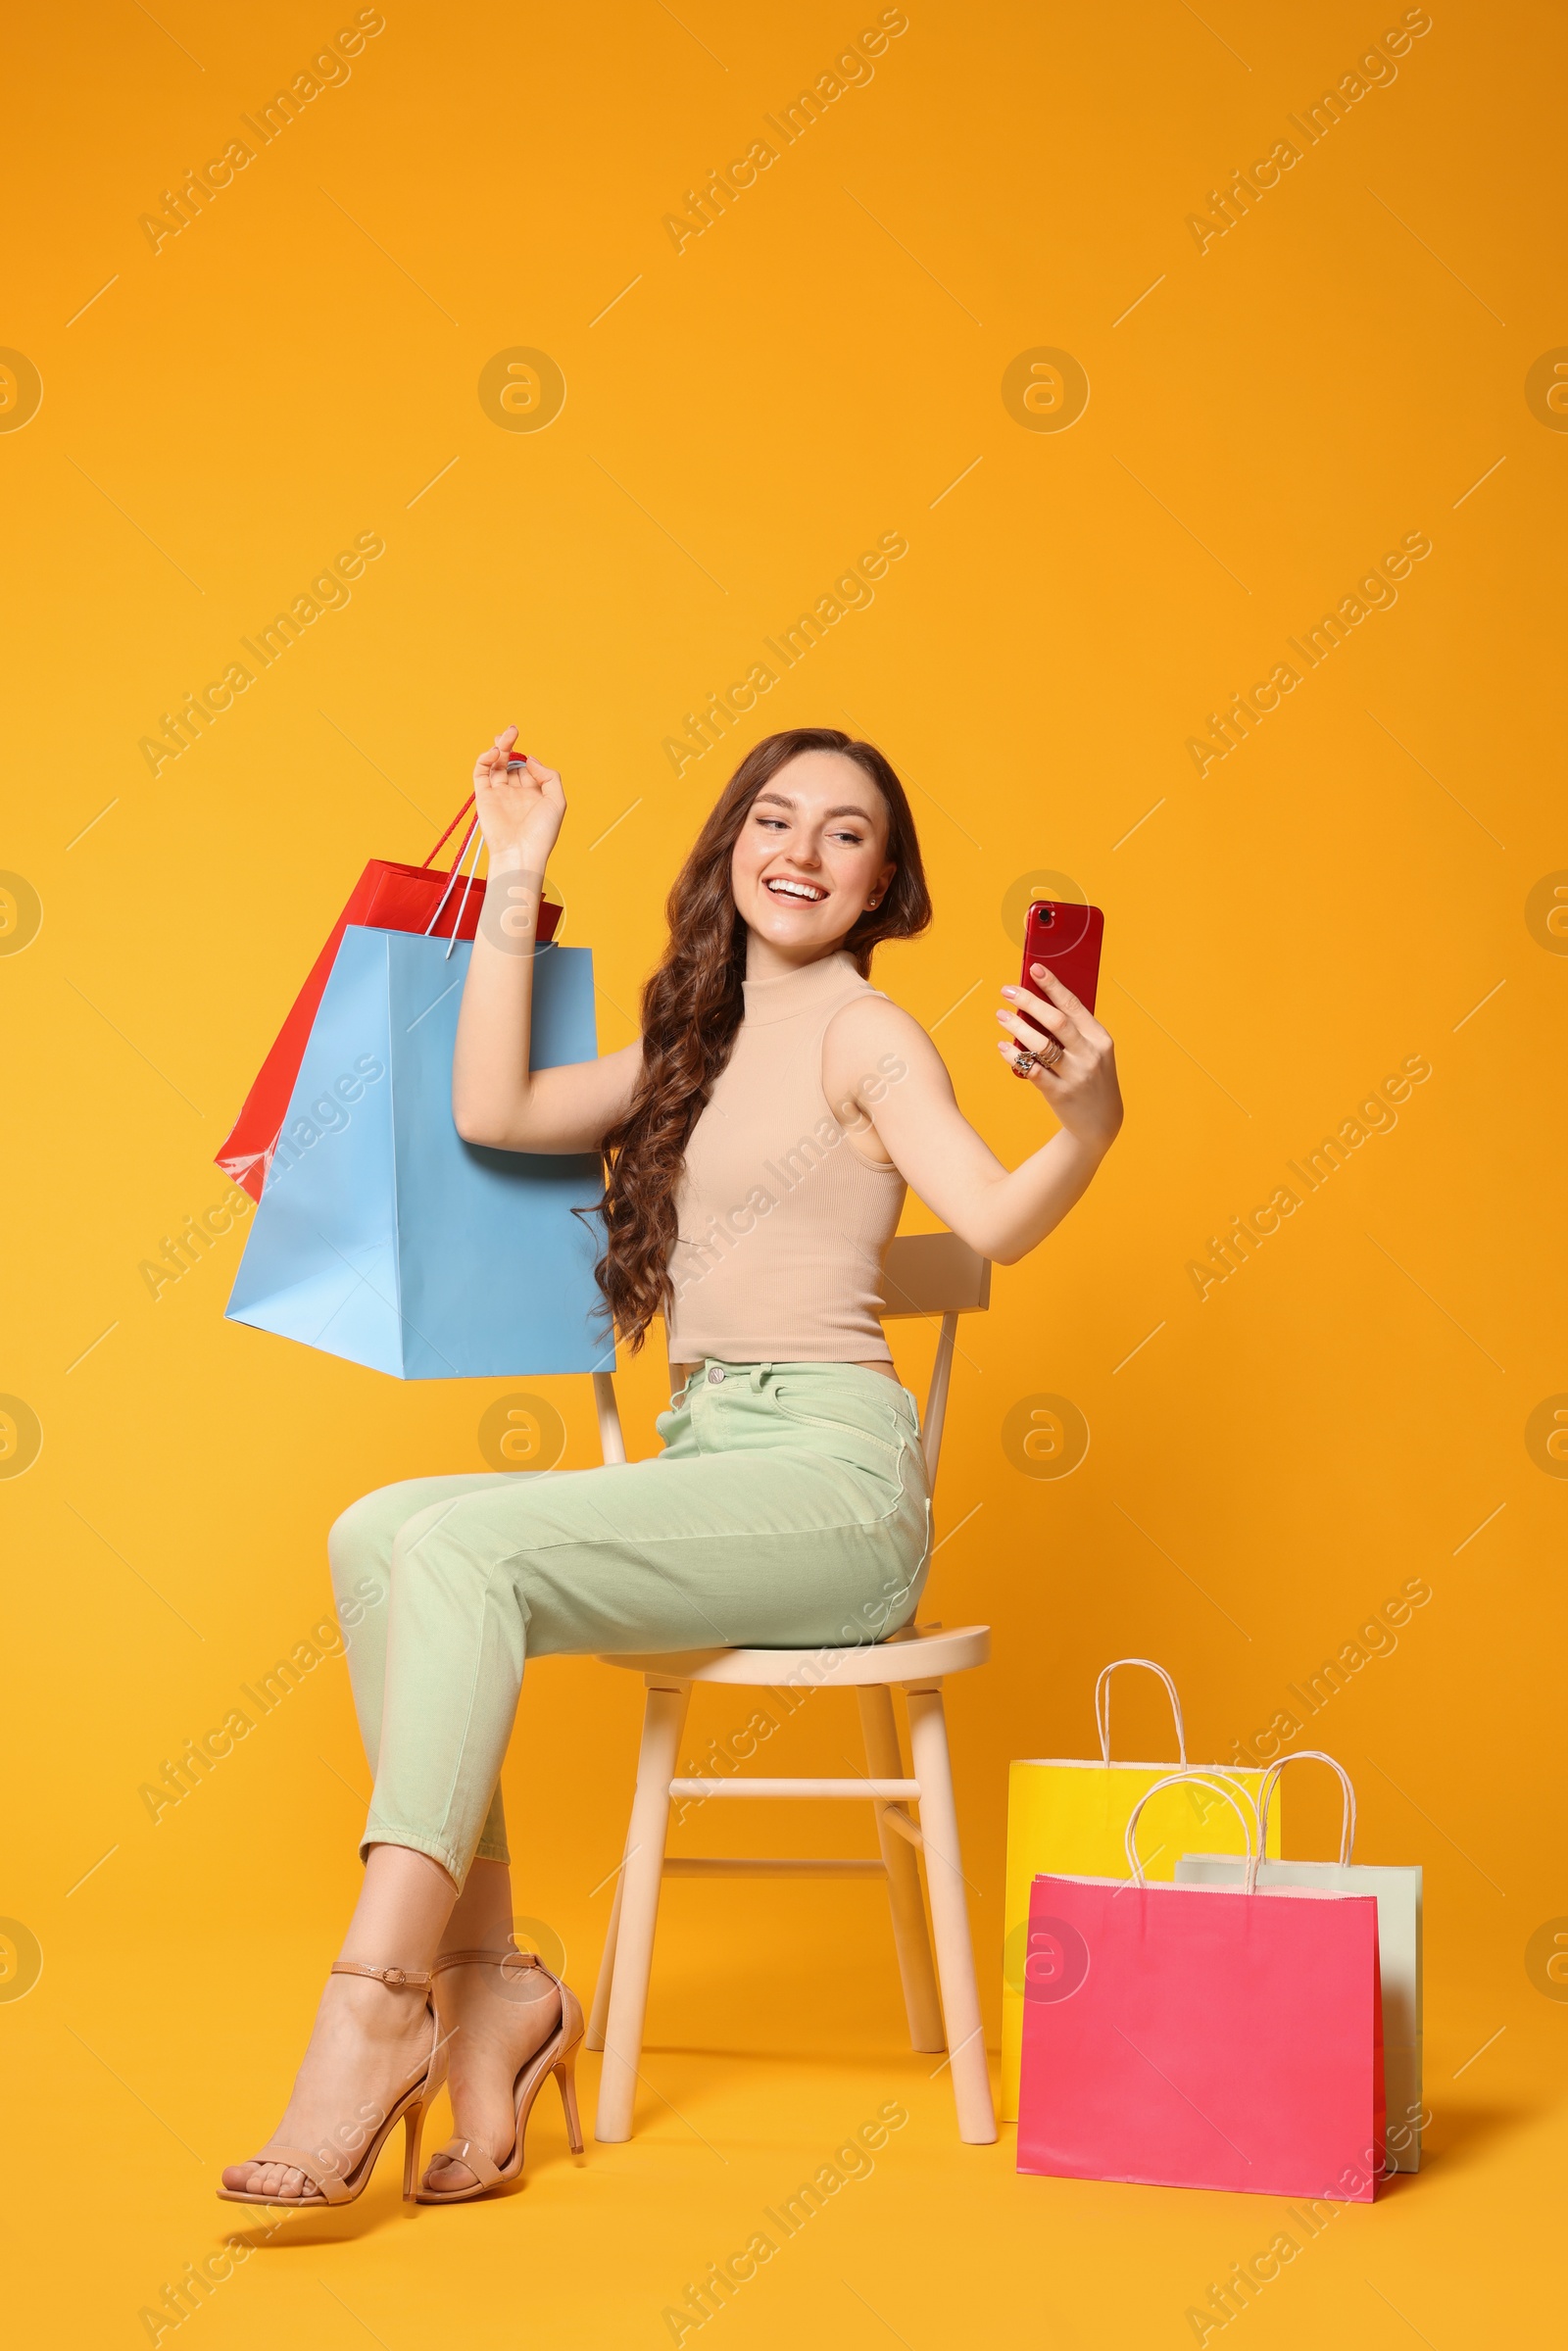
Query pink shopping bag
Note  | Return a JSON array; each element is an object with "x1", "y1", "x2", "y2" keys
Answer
[{"x1": 1017, "y1": 1773, "x2": 1385, "y2": 2200}]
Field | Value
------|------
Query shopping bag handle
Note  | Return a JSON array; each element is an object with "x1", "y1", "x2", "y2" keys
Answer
[
  {"x1": 421, "y1": 757, "x2": 526, "y2": 870},
  {"x1": 1124, "y1": 1771, "x2": 1259, "y2": 1892},
  {"x1": 424, "y1": 817, "x2": 485, "y2": 957},
  {"x1": 1094, "y1": 1657, "x2": 1187, "y2": 1766},
  {"x1": 1254, "y1": 1748, "x2": 1356, "y2": 1867},
  {"x1": 423, "y1": 796, "x2": 479, "y2": 869}
]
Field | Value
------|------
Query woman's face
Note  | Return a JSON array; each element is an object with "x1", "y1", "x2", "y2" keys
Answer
[{"x1": 730, "y1": 752, "x2": 898, "y2": 955}]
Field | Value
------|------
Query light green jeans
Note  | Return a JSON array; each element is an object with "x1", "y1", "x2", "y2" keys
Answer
[{"x1": 327, "y1": 1361, "x2": 932, "y2": 1887}]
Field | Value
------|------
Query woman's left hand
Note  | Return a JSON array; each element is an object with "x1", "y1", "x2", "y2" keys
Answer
[{"x1": 997, "y1": 962, "x2": 1123, "y2": 1152}]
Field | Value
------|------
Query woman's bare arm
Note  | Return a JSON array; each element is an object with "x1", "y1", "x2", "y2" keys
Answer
[
  {"x1": 820, "y1": 962, "x2": 1122, "y2": 1263},
  {"x1": 451, "y1": 729, "x2": 643, "y2": 1152}
]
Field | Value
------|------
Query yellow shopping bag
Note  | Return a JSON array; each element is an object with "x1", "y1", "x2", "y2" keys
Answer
[{"x1": 1001, "y1": 1658, "x2": 1282, "y2": 2122}]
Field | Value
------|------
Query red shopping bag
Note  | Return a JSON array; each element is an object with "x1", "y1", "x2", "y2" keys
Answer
[
  {"x1": 216, "y1": 797, "x2": 562, "y2": 1200},
  {"x1": 1017, "y1": 1773, "x2": 1385, "y2": 2200}
]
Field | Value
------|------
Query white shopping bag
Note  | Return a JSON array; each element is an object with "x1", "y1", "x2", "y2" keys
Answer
[{"x1": 1175, "y1": 1749, "x2": 1423, "y2": 2172}]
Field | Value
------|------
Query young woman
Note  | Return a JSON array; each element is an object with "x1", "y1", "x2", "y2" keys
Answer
[{"x1": 220, "y1": 724, "x2": 1122, "y2": 2207}]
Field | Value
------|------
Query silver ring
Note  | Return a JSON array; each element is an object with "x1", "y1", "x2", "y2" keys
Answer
[{"x1": 1012, "y1": 1049, "x2": 1038, "y2": 1075}]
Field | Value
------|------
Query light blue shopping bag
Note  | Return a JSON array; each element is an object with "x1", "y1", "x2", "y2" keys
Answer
[{"x1": 225, "y1": 925, "x2": 610, "y2": 1377}]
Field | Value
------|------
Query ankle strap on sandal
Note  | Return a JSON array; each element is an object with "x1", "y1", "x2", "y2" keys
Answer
[
  {"x1": 432, "y1": 1944, "x2": 546, "y2": 1975},
  {"x1": 330, "y1": 1960, "x2": 433, "y2": 1990}
]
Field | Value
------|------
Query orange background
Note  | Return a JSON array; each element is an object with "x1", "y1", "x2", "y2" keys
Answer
[{"x1": 2, "y1": 0, "x2": 1561, "y2": 2341}]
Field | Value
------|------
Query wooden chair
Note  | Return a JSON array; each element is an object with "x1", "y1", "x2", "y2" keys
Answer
[{"x1": 583, "y1": 1231, "x2": 997, "y2": 2145}]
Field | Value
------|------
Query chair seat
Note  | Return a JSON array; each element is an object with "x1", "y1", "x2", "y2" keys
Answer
[{"x1": 597, "y1": 1623, "x2": 990, "y2": 1686}]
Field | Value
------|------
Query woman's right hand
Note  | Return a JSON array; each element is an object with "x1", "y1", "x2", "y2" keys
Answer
[{"x1": 472, "y1": 724, "x2": 566, "y2": 871}]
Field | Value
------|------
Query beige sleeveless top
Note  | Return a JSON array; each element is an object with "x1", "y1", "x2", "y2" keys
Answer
[{"x1": 663, "y1": 952, "x2": 906, "y2": 1364}]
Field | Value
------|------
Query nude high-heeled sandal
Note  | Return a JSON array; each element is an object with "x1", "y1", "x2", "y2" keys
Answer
[
  {"x1": 415, "y1": 1944, "x2": 585, "y2": 2203},
  {"x1": 217, "y1": 1961, "x2": 448, "y2": 2207}
]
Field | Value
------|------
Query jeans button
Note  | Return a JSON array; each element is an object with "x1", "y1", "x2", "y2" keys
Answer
[{"x1": 707, "y1": 1366, "x2": 725, "y2": 1384}]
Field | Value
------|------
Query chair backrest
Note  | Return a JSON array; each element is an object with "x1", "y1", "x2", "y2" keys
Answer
[
  {"x1": 875, "y1": 1232, "x2": 992, "y2": 1321},
  {"x1": 592, "y1": 1231, "x2": 991, "y2": 1484},
  {"x1": 876, "y1": 1233, "x2": 990, "y2": 1483}
]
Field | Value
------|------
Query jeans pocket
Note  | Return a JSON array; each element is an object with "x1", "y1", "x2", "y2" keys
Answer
[{"x1": 769, "y1": 1383, "x2": 905, "y2": 1457}]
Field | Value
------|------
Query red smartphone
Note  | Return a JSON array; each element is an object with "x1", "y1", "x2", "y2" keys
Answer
[{"x1": 1016, "y1": 899, "x2": 1104, "y2": 1062}]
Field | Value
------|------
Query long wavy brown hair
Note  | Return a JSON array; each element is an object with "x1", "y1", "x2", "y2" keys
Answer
[{"x1": 593, "y1": 727, "x2": 931, "y2": 1352}]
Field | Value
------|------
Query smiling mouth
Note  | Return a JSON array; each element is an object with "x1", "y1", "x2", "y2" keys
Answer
[{"x1": 764, "y1": 876, "x2": 827, "y2": 904}]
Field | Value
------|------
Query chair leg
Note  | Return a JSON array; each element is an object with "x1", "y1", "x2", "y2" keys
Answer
[
  {"x1": 584, "y1": 1857, "x2": 625, "y2": 2053},
  {"x1": 857, "y1": 1687, "x2": 944, "y2": 2052},
  {"x1": 593, "y1": 1678, "x2": 691, "y2": 2143},
  {"x1": 905, "y1": 1679, "x2": 997, "y2": 2144}
]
